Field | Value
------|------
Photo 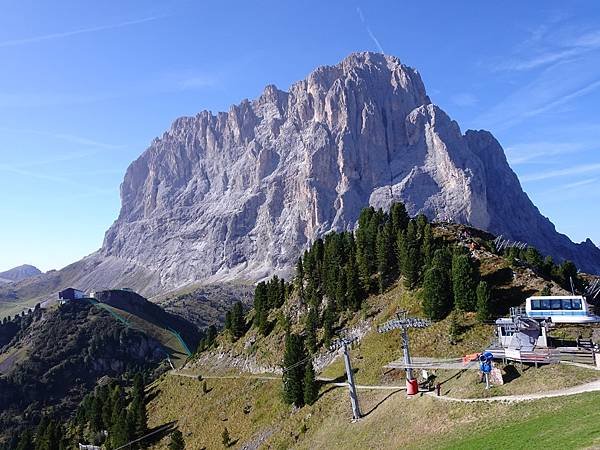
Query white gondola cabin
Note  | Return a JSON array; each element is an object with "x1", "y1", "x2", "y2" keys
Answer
[{"x1": 525, "y1": 295, "x2": 600, "y2": 324}]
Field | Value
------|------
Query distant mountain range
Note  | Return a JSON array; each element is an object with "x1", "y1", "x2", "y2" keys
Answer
[
  {"x1": 0, "y1": 265, "x2": 41, "y2": 284},
  {"x1": 2, "y1": 52, "x2": 600, "y2": 304}
]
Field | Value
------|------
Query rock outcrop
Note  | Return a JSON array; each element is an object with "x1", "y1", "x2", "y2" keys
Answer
[
  {"x1": 0, "y1": 264, "x2": 41, "y2": 284},
  {"x1": 4, "y1": 52, "x2": 599, "y2": 301},
  {"x1": 99, "y1": 52, "x2": 600, "y2": 289}
]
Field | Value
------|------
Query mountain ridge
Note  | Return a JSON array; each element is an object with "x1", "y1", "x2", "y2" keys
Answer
[
  {"x1": 0, "y1": 265, "x2": 41, "y2": 284},
  {"x1": 101, "y1": 51, "x2": 600, "y2": 286},
  {"x1": 2, "y1": 51, "x2": 599, "y2": 304}
]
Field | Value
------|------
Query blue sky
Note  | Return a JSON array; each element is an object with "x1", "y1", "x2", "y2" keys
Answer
[{"x1": 1, "y1": 0, "x2": 600, "y2": 272}]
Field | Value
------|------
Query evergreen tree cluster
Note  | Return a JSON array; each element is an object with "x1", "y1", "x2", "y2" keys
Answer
[
  {"x1": 196, "y1": 325, "x2": 217, "y2": 353},
  {"x1": 500, "y1": 245, "x2": 583, "y2": 292},
  {"x1": 224, "y1": 301, "x2": 246, "y2": 341},
  {"x1": 253, "y1": 275, "x2": 289, "y2": 336},
  {"x1": 2, "y1": 374, "x2": 149, "y2": 450},
  {"x1": 422, "y1": 244, "x2": 485, "y2": 321},
  {"x1": 7, "y1": 417, "x2": 66, "y2": 450},
  {"x1": 282, "y1": 332, "x2": 317, "y2": 407},
  {"x1": 72, "y1": 373, "x2": 148, "y2": 449}
]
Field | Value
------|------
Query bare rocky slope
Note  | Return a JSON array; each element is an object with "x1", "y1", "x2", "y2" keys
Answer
[
  {"x1": 0, "y1": 265, "x2": 41, "y2": 284},
  {"x1": 3, "y1": 52, "x2": 600, "y2": 302}
]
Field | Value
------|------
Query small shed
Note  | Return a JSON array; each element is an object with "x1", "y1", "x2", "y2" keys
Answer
[{"x1": 59, "y1": 288, "x2": 87, "y2": 301}]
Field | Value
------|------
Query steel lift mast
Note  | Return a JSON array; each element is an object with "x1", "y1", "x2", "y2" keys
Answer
[
  {"x1": 330, "y1": 335, "x2": 361, "y2": 421},
  {"x1": 378, "y1": 310, "x2": 431, "y2": 395}
]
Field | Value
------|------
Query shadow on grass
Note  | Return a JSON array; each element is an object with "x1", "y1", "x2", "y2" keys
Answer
[
  {"x1": 439, "y1": 369, "x2": 467, "y2": 386},
  {"x1": 502, "y1": 364, "x2": 521, "y2": 384},
  {"x1": 143, "y1": 420, "x2": 178, "y2": 446},
  {"x1": 362, "y1": 389, "x2": 403, "y2": 417},
  {"x1": 145, "y1": 387, "x2": 162, "y2": 403},
  {"x1": 316, "y1": 384, "x2": 341, "y2": 401}
]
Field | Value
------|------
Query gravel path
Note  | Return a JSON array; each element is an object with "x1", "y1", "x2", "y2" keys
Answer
[
  {"x1": 170, "y1": 370, "x2": 600, "y2": 401},
  {"x1": 427, "y1": 379, "x2": 600, "y2": 403}
]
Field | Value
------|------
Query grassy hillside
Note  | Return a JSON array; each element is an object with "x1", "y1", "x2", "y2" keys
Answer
[
  {"x1": 145, "y1": 215, "x2": 600, "y2": 449},
  {"x1": 145, "y1": 371, "x2": 600, "y2": 449},
  {"x1": 94, "y1": 302, "x2": 192, "y2": 368}
]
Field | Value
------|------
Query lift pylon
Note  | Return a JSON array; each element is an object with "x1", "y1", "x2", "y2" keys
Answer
[
  {"x1": 378, "y1": 310, "x2": 431, "y2": 395},
  {"x1": 330, "y1": 335, "x2": 361, "y2": 420}
]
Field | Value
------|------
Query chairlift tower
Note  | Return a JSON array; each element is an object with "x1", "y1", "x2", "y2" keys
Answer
[
  {"x1": 378, "y1": 310, "x2": 431, "y2": 395},
  {"x1": 330, "y1": 335, "x2": 361, "y2": 420}
]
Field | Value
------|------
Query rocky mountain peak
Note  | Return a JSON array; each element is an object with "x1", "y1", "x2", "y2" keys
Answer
[
  {"x1": 0, "y1": 265, "x2": 42, "y2": 284},
  {"x1": 65, "y1": 52, "x2": 600, "y2": 294}
]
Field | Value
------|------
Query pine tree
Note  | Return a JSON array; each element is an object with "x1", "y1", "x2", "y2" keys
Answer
[
  {"x1": 422, "y1": 266, "x2": 453, "y2": 320},
  {"x1": 541, "y1": 284, "x2": 552, "y2": 296},
  {"x1": 376, "y1": 222, "x2": 395, "y2": 293},
  {"x1": 305, "y1": 304, "x2": 319, "y2": 354},
  {"x1": 448, "y1": 310, "x2": 461, "y2": 344},
  {"x1": 303, "y1": 361, "x2": 318, "y2": 405},
  {"x1": 91, "y1": 394, "x2": 105, "y2": 432},
  {"x1": 542, "y1": 255, "x2": 554, "y2": 277},
  {"x1": 396, "y1": 229, "x2": 407, "y2": 277},
  {"x1": 356, "y1": 207, "x2": 377, "y2": 292},
  {"x1": 16, "y1": 430, "x2": 34, "y2": 450},
  {"x1": 524, "y1": 246, "x2": 543, "y2": 271},
  {"x1": 224, "y1": 311, "x2": 232, "y2": 334},
  {"x1": 334, "y1": 267, "x2": 346, "y2": 310},
  {"x1": 253, "y1": 282, "x2": 269, "y2": 335},
  {"x1": 476, "y1": 281, "x2": 492, "y2": 323},
  {"x1": 432, "y1": 247, "x2": 452, "y2": 275},
  {"x1": 295, "y1": 257, "x2": 304, "y2": 291},
  {"x1": 452, "y1": 251, "x2": 478, "y2": 311},
  {"x1": 204, "y1": 325, "x2": 217, "y2": 349},
  {"x1": 421, "y1": 223, "x2": 435, "y2": 267},
  {"x1": 323, "y1": 233, "x2": 344, "y2": 300},
  {"x1": 168, "y1": 430, "x2": 185, "y2": 450},
  {"x1": 110, "y1": 410, "x2": 131, "y2": 449},
  {"x1": 282, "y1": 332, "x2": 307, "y2": 407},
  {"x1": 558, "y1": 260, "x2": 579, "y2": 292},
  {"x1": 415, "y1": 213, "x2": 429, "y2": 238},
  {"x1": 398, "y1": 221, "x2": 421, "y2": 289},
  {"x1": 346, "y1": 258, "x2": 362, "y2": 312},
  {"x1": 221, "y1": 427, "x2": 231, "y2": 447},
  {"x1": 322, "y1": 306, "x2": 334, "y2": 348},
  {"x1": 35, "y1": 418, "x2": 63, "y2": 450},
  {"x1": 230, "y1": 301, "x2": 245, "y2": 339},
  {"x1": 131, "y1": 395, "x2": 147, "y2": 438},
  {"x1": 390, "y1": 202, "x2": 410, "y2": 235}
]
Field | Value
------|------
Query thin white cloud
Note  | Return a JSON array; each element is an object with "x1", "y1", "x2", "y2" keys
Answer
[
  {"x1": 52, "y1": 133, "x2": 125, "y2": 150},
  {"x1": 0, "y1": 126, "x2": 124, "y2": 150},
  {"x1": 523, "y1": 78, "x2": 600, "y2": 120},
  {"x1": 492, "y1": 23, "x2": 600, "y2": 72},
  {"x1": 563, "y1": 177, "x2": 598, "y2": 189},
  {"x1": 476, "y1": 58, "x2": 600, "y2": 131},
  {"x1": 450, "y1": 92, "x2": 478, "y2": 107},
  {"x1": 0, "y1": 69, "x2": 218, "y2": 108},
  {"x1": 521, "y1": 163, "x2": 600, "y2": 182},
  {"x1": 533, "y1": 177, "x2": 600, "y2": 202},
  {"x1": 505, "y1": 141, "x2": 591, "y2": 165},
  {"x1": 356, "y1": 7, "x2": 385, "y2": 53},
  {"x1": 0, "y1": 16, "x2": 163, "y2": 48},
  {"x1": 0, "y1": 164, "x2": 118, "y2": 198},
  {"x1": 356, "y1": 7, "x2": 365, "y2": 23}
]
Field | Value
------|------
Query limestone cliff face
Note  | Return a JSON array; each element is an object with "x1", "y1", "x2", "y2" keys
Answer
[{"x1": 98, "y1": 52, "x2": 600, "y2": 291}]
